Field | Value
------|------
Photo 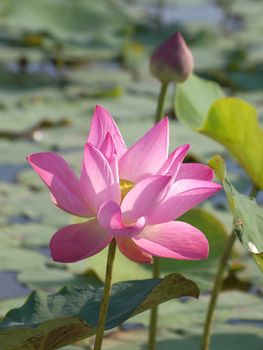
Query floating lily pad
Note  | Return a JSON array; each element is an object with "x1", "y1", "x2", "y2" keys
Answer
[
  {"x1": 0, "y1": 248, "x2": 47, "y2": 271},
  {"x1": 17, "y1": 267, "x2": 103, "y2": 290}
]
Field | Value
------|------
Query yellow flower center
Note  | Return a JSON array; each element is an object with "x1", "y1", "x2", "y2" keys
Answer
[{"x1": 120, "y1": 179, "x2": 134, "y2": 200}]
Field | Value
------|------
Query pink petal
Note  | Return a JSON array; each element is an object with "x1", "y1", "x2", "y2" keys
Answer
[
  {"x1": 97, "y1": 201, "x2": 146, "y2": 237},
  {"x1": 87, "y1": 105, "x2": 127, "y2": 159},
  {"x1": 116, "y1": 237, "x2": 153, "y2": 264},
  {"x1": 157, "y1": 144, "x2": 190, "y2": 181},
  {"x1": 80, "y1": 144, "x2": 121, "y2": 213},
  {"x1": 176, "y1": 163, "x2": 214, "y2": 181},
  {"x1": 27, "y1": 152, "x2": 92, "y2": 217},
  {"x1": 119, "y1": 117, "x2": 169, "y2": 182},
  {"x1": 100, "y1": 133, "x2": 119, "y2": 185},
  {"x1": 50, "y1": 219, "x2": 112, "y2": 263},
  {"x1": 110, "y1": 154, "x2": 119, "y2": 188},
  {"x1": 134, "y1": 221, "x2": 208, "y2": 260},
  {"x1": 100, "y1": 132, "x2": 116, "y2": 163},
  {"x1": 148, "y1": 179, "x2": 222, "y2": 224},
  {"x1": 121, "y1": 175, "x2": 171, "y2": 223}
]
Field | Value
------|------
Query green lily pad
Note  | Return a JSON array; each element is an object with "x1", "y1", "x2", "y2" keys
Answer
[
  {"x1": 0, "y1": 141, "x2": 44, "y2": 165},
  {"x1": 0, "y1": 248, "x2": 47, "y2": 271},
  {"x1": 0, "y1": 273, "x2": 199, "y2": 350},
  {"x1": 18, "y1": 267, "x2": 103, "y2": 290},
  {"x1": 3, "y1": 0, "x2": 132, "y2": 40},
  {"x1": 0, "y1": 182, "x2": 69, "y2": 227},
  {"x1": 209, "y1": 155, "x2": 263, "y2": 272},
  {"x1": 1, "y1": 223, "x2": 53, "y2": 248}
]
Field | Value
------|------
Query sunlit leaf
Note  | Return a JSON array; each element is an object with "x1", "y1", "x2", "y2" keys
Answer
[
  {"x1": 203, "y1": 98, "x2": 263, "y2": 189},
  {"x1": 175, "y1": 73, "x2": 224, "y2": 129},
  {"x1": 175, "y1": 74, "x2": 263, "y2": 188}
]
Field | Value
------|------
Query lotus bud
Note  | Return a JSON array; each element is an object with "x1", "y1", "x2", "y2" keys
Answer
[{"x1": 150, "y1": 32, "x2": 194, "y2": 84}]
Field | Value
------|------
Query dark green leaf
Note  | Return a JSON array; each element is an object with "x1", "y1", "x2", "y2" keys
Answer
[{"x1": 0, "y1": 273, "x2": 199, "y2": 350}]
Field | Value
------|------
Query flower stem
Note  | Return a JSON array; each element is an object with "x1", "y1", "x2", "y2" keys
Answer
[
  {"x1": 94, "y1": 239, "x2": 117, "y2": 350},
  {"x1": 155, "y1": 82, "x2": 168, "y2": 123},
  {"x1": 200, "y1": 184, "x2": 260, "y2": 350},
  {"x1": 148, "y1": 80, "x2": 169, "y2": 350},
  {"x1": 148, "y1": 257, "x2": 160, "y2": 350}
]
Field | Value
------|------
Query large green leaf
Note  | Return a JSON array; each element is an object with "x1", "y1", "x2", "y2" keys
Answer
[
  {"x1": 175, "y1": 74, "x2": 263, "y2": 189},
  {"x1": 175, "y1": 74, "x2": 224, "y2": 129},
  {"x1": 209, "y1": 155, "x2": 263, "y2": 272},
  {"x1": 203, "y1": 98, "x2": 263, "y2": 189},
  {"x1": 0, "y1": 274, "x2": 199, "y2": 350}
]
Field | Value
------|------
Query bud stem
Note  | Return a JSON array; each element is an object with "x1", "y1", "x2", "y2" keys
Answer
[
  {"x1": 200, "y1": 184, "x2": 259, "y2": 350},
  {"x1": 148, "y1": 257, "x2": 160, "y2": 350},
  {"x1": 94, "y1": 239, "x2": 117, "y2": 350},
  {"x1": 155, "y1": 82, "x2": 169, "y2": 123},
  {"x1": 149, "y1": 80, "x2": 169, "y2": 350}
]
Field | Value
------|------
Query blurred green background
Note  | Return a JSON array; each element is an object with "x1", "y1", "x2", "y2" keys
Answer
[{"x1": 0, "y1": 0, "x2": 262, "y2": 349}]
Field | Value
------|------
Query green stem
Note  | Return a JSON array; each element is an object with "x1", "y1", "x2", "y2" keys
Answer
[
  {"x1": 94, "y1": 240, "x2": 117, "y2": 350},
  {"x1": 155, "y1": 82, "x2": 169, "y2": 123},
  {"x1": 148, "y1": 257, "x2": 160, "y2": 350},
  {"x1": 200, "y1": 185, "x2": 260, "y2": 350},
  {"x1": 200, "y1": 230, "x2": 236, "y2": 350},
  {"x1": 148, "y1": 80, "x2": 169, "y2": 350}
]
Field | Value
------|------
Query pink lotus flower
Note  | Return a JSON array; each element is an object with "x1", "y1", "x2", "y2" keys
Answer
[
  {"x1": 150, "y1": 31, "x2": 194, "y2": 84},
  {"x1": 27, "y1": 105, "x2": 221, "y2": 264}
]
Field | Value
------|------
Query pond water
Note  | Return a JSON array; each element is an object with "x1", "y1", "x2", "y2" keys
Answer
[
  {"x1": 0, "y1": 164, "x2": 28, "y2": 182},
  {"x1": 0, "y1": 272, "x2": 30, "y2": 298}
]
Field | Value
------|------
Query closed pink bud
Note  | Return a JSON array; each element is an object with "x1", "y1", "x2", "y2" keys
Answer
[{"x1": 150, "y1": 32, "x2": 194, "y2": 84}]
